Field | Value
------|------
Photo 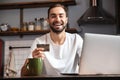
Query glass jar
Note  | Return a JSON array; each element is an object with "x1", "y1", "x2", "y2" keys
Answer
[
  {"x1": 21, "y1": 22, "x2": 28, "y2": 31},
  {"x1": 28, "y1": 22, "x2": 35, "y2": 31}
]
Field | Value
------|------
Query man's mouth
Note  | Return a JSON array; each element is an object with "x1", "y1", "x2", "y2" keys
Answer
[
  {"x1": 53, "y1": 22, "x2": 63, "y2": 27},
  {"x1": 50, "y1": 22, "x2": 66, "y2": 33},
  {"x1": 55, "y1": 24, "x2": 62, "y2": 26}
]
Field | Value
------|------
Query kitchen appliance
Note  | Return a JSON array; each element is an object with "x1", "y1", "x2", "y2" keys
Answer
[
  {"x1": 0, "y1": 39, "x2": 4, "y2": 77},
  {"x1": 77, "y1": 0, "x2": 115, "y2": 26}
]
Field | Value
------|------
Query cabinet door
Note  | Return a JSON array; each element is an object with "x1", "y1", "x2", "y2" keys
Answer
[{"x1": 0, "y1": 39, "x2": 4, "y2": 77}]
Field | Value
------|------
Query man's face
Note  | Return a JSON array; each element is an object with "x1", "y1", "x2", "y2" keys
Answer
[{"x1": 47, "y1": 7, "x2": 68, "y2": 34}]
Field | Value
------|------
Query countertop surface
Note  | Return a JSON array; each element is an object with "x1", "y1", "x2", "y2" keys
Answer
[{"x1": 1, "y1": 74, "x2": 120, "y2": 80}]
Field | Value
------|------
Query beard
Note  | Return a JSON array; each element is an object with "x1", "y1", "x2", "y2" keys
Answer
[{"x1": 50, "y1": 21, "x2": 66, "y2": 34}]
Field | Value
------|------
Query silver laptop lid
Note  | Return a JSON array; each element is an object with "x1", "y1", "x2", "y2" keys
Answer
[{"x1": 79, "y1": 33, "x2": 120, "y2": 75}]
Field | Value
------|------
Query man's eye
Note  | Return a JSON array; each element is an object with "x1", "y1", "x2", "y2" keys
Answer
[
  {"x1": 60, "y1": 15, "x2": 64, "y2": 18},
  {"x1": 51, "y1": 15, "x2": 56, "y2": 18}
]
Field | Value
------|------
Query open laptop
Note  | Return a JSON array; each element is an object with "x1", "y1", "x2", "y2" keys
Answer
[{"x1": 79, "y1": 33, "x2": 120, "y2": 75}]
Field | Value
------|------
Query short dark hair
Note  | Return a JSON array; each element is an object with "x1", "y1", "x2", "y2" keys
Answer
[{"x1": 48, "y1": 4, "x2": 68, "y2": 18}]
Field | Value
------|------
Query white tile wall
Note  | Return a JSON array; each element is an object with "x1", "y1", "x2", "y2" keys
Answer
[{"x1": 4, "y1": 40, "x2": 33, "y2": 77}]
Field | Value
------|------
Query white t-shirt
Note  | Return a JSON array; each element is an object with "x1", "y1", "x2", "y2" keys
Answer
[{"x1": 28, "y1": 32, "x2": 83, "y2": 75}]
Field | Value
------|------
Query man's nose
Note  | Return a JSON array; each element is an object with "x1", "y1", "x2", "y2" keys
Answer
[{"x1": 55, "y1": 16, "x2": 61, "y2": 21}]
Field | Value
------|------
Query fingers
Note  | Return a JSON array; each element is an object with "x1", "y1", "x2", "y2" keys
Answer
[
  {"x1": 32, "y1": 48, "x2": 45, "y2": 59},
  {"x1": 32, "y1": 48, "x2": 44, "y2": 53}
]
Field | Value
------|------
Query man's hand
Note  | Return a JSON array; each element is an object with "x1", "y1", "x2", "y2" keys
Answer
[
  {"x1": 32, "y1": 48, "x2": 45, "y2": 59},
  {"x1": 21, "y1": 59, "x2": 29, "y2": 76}
]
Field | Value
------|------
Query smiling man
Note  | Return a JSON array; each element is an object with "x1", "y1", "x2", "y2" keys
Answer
[{"x1": 21, "y1": 4, "x2": 83, "y2": 76}]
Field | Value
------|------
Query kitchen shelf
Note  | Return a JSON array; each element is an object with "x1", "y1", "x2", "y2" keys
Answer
[
  {"x1": 0, "y1": 28, "x2": 78, "y2": 36},
  {"x1": 0, "y1": 0, "x2": 76, "y2": 10},
  {"x1": 0, "y1": 0, "x2": 77, "y2": 37}
]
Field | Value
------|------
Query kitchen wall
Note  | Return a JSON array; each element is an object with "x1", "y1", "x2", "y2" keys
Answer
[
  {"x1": 4, "y1": 40, "x2": 33, "y2": 77},
  {"x1": 0, "y1": 0, "x2": 116, "y2": 40},
  {"x1": 68, "y1": 0, "x2": 116, "y2": 37},
  {"x1": 0, "y1": 0, "x2": 116, "y2": 77}
]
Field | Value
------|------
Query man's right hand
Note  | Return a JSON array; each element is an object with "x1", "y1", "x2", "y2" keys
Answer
[{"x1": 32, "y1": 48, "x2": 45, "y2": 59}]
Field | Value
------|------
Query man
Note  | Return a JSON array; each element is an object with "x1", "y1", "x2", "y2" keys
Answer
[{"x1": 21, "y1": 3, "x2": 83, "y2": 76}]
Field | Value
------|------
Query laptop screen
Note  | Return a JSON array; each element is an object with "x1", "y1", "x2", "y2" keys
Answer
[{"x1": 79, "y1": 33, "x2": 120, "y2": 75}]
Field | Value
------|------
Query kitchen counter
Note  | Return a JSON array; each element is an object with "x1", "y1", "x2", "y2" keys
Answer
[{"x1": 1, "y1": 74, "x2": 120, "y2": 80}]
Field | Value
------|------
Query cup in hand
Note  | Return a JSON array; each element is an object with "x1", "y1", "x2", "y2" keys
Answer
[{"x1": 26, "y1": 58, "x2": 43, "y2": 76}]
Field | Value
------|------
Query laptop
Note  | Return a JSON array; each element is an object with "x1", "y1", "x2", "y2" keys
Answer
[{"x1": 79, "y1": 33, "x2": 120, "y2": 75}]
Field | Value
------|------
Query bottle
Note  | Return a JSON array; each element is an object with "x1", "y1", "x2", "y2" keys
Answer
[
  {"x1": 35, "y1": 18, "x2": 42, "y2": 31},
  {"x1": 41, "y1": 18, "x2": 49, "y2": 30}
]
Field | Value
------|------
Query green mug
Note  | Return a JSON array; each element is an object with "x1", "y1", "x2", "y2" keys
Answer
[{"x1": 26, "y1": 58, "x2": 43, "y2": 76}]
